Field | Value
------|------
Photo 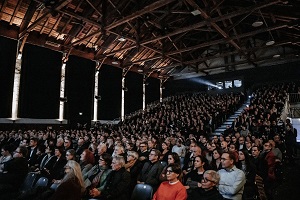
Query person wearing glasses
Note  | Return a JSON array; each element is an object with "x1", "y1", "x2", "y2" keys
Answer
[
  {"x1": 0, "y1": 146, "x2": 28, "y2": 195},
  {"x1": 187, "y1": 170, "x2": 223, "y2": 200},
  {"x1": 218, "y1": 151, "x2": 246, "y2": 200},
  {"x1": 89, "y1": 156, "x2": 130, "y2": 200},
  {"x1": 83, "y1": 153, "x2": 112, "y2": 199},
  {"x1": 0, "y1": 145, "x2": 12, "y2": 172},
  {"x1": 153, "y1": 163, "x2": 187, "y2": 200},
  {"x1": 48, "y1": 160, "x2": 85, "y2": 200},
  {"x1": 137, "y1": 149, "x2": 164, "y2": 192},
  {"x1": 138, "y1": 141, "x2": 149, "y2": 166}
]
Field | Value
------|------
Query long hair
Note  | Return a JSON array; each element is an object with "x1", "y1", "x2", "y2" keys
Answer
[{"x1": 62, "y1": 160, "x2": 85, "y2": 193}]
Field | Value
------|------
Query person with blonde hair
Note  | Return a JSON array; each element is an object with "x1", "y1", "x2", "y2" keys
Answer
[{"x1": 49, "y1": 160, "x2": 85, "y2": 200}]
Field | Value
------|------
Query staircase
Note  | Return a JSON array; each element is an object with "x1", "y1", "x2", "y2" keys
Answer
[{"x1": 213, "y1": 98, "x2": 251, "y2": 136}]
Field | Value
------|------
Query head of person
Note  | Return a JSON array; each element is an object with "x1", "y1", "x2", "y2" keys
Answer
[
  {"x1": 229, "y1": 144, "x2": 237, "y2": 152},
  {"x1": 99, "y1": 153, "x2": 112, "y2": 168},
  {"x1": 212, "y1": 148, "x2": 223, "y2": 160},
  {"x1": 149, "y1": 149, "x2": 161, "y2": 163},
  {"x1": 139, "y1": 142, "x2": 148, "y2": 152},
  {"x1": 29, "y1": 137, "x2": 38, "y2": 148},
  {"x1": 56, "y1": 137, "x2": 64, "y2": 147},
  {"x1": 14, "y1": 146, "x2": 28, "y2": 158},
  {"x1": 80, "y1": 149, "x2": 95, "y2": 165},
  {"x1": 127, "y1": 151, "x2": 139, "y2": 163},
  {"x1": 66, "y1": 149, "x2": 76, "y2": 161},
  {"x1": 111, "y1": 155, "x2": 125, "y2": 171},
  {"x1": 263, "y1": 142, "x2": 272, "y2": 152},
  {"x1": 192, "y1": 146, "x2": 202, "y2": 157},
  {"x1": 221, "y1": 152, "x2": 236, "y2": 169},
  {"x1": 167, "y1": 152, "x2": 180, "y2": 165},
  {"x1": 201, "y1": 170, "x2": 220, "y2": 191},
  {"x1": 148, "y1": 140, "x2": 155, "y2": 149},
  {"x1": 113, "y1": 145, "x2": 125, "y2": 156},
  {"x1": 251, "y1": 145, "x2": 261, "y2": 158},
  {"x1": 64, "y1": 137, "x2": 72, "y2": 149},
  {"x1": 1, "y1": 145, "x2": 11, "y2": 157},
  {"x1": 161, "y1": 142, "x2": 169, "y2": 150},
  {"x1": 238, "y1": 150, "x2": 250, "y2": 162},
  {"x1": 166, "y1": 163, "x2": 182, "y2": 182},
  {"x1": 97, "y1": 143, "x2": 107, "y2": 156},
  {"x1": 55, "y1": 147, "x2": 64, "y2": 157},
  {"x1": 238, "y1": 136, "x2": 245, "y2": 144},
  {"x1": 77, "y1": 137, "x2": 85, "y2": 146},
  {"x1": 221, "y1": 141, "x2": 228, "y2": 150},
  {"x1": 63, "y1": 160, "x2": 85, "y2": 192},
  {"x1": 194, "y1": 155, "x2": 208, "y2": 170}
]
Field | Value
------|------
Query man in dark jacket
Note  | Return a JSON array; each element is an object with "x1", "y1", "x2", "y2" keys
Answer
[
  {"x1": 137, "y1": 149, "x2": 164, "y2": 192},
  {"x1": 0, "y1": 146, "x2": 29, "y2": 193}
]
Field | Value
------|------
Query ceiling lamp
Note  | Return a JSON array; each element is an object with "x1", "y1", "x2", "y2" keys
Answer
[
  {"x1": 118, "y1": 37, "x2": 126, "y2": 42},
  {"x1": 112, "y1": 61, "x2": 118, "y2": 65},
  {"x1": 266, "y1": 40, "x2": 275, "y2": 46},
  {"x1": 137, "y1": 69, "x2": 143, "y2": 73},
  {"x1": 252, "y1": 20, "x2": 263, "y2": 27},
  {"x1": 191, "y1": 10, "x2": 201, "y2": 16}
]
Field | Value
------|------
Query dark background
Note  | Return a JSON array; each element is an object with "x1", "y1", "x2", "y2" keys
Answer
[{"x1": 0, "y1": 36, "x2": 299, "y2": 127}]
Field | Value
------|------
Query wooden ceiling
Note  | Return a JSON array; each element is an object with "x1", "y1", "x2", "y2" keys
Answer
[{"x1": 0, "y1": 0, "x2": 299, "y2": 80}]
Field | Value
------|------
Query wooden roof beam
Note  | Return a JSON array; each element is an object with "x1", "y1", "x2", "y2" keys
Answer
[
  {"x1": 105, "y1": 0, "x2": 176, "y2": 31},
  {"x1": 19, "y1": 0, "x2": 72, "y2": 39},
  {"x1": 99, "y1": 0, "x2": 282, "y2": 57}
]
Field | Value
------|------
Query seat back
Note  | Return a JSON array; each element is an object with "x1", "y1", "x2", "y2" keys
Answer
[
  {"x1": 34, "y1": 177, "x2": 49, "y2": 188},
  {"x1": 50, "y1": 182, "x2": 59, "y2": 191},
  {"x1": 131, "y1": 183, "x2": 153, "y2": 200},
  {"x1": 19, "y1": 172, "x2": 38, "y2": 193}
]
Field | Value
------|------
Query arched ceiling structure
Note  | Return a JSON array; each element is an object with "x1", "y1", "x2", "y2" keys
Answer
[{"x1": 0, "y1": 0, "x2": 299, "y2": 80}]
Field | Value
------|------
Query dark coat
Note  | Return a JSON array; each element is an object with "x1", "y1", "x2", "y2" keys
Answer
[
  {"x1": 138, "y1": 161, "x2": 164, "y2": 192},
  {"x1": 0, "y1": 157, "x2": 28, "y2": 187},
  {"x1": 102, "y1": 167, "x2": 131, "y2": 200},
  {"x1": 49, "y1": 177, "x2": 82, "y2": 200},
  {"x1": 27, "y1": 146, "x2": 38, "y2": 167},
  {"x1": 188, "y1": 187, "x2": 223, "y2": 200}
]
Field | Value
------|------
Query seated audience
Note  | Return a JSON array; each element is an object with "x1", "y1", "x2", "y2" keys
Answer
[
  {"x1": 159, "y1": 152, "x2": 181, "y2": 182},
  {"x1": 80, "y1": 149, "x2": 95, "y2": 175}
]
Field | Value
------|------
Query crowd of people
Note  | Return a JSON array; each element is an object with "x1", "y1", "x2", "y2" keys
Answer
[{"x1": 0, "y1": 82, "x2": 299, "y2": 200}]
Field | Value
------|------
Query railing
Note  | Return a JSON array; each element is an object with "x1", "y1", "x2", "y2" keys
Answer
[{"x1": 289, "y1": 93, "x2": 300, "y2": 103}]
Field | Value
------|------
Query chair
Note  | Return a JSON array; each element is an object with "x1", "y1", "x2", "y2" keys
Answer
[
  {"x1": 19, "y1": 172, "x2": 38, "y2": 194},
  {"x1": 34, "y1": 177, "x2": 49, "y2": 188},
  {"x1": 50, "y1": 182, "x2": 59, "y2": 190},
  {"x1": 131, "y1": 183, "x2": 153, "y2": 200}
]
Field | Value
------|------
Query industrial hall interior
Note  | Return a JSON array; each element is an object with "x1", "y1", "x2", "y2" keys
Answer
[{"x1": 0, "y1": 0, "x2": 300, "y2": 200}]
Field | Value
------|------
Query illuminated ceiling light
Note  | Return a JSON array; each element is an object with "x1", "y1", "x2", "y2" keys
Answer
[
  {"x1": 118, "y1": 37, "x2": 126, "y2": 42},
  {"x1": 112, "y1": 61, "x2": 118, "y2": 65},
  {"x1": 266, "y1": 40, "x2": 275, "y2": 46},
  {"x1": 137, "y1": 69, "x2": 143, "y2": 73},
  {"x1": 191, "y1": 10, "x2": 201, "y2": 16},
  {"x1": 252, "y1": 20, "x2": 263, "y2": 27},
  {"x1": 273, "y1": 54, "x2": 280, "y2": 58}
]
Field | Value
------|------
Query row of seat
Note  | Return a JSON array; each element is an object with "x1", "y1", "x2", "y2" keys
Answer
[{"x1": 19, "y1": 172, "x2": 153, "y2": 200}]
